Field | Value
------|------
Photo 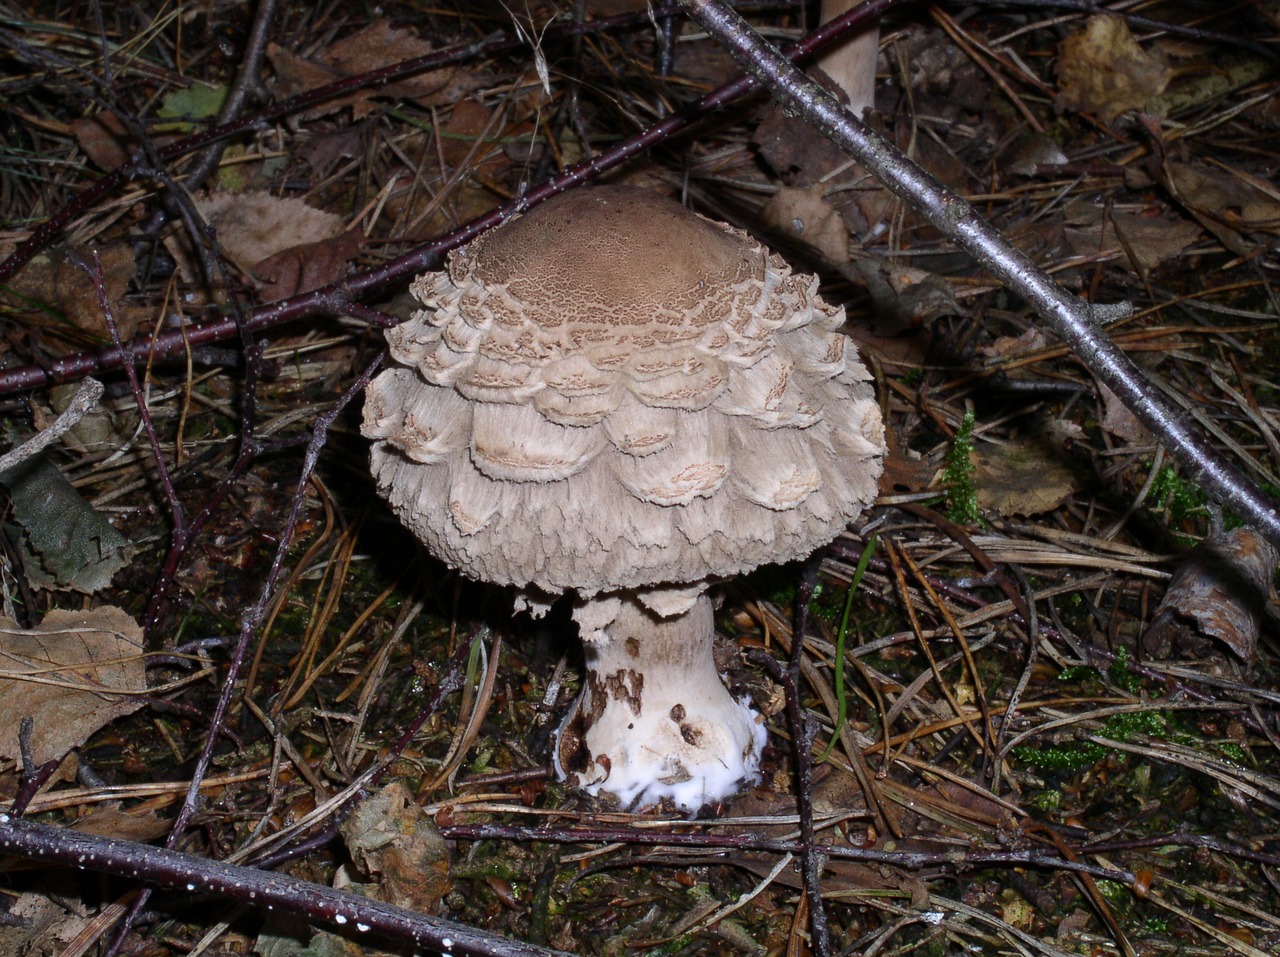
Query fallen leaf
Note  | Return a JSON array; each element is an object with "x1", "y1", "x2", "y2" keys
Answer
[
  {"x1": 1142, "y1": 526, "x2": 1277, "y2": 661},
  {"x1": 439, "y1": 98, "x2": 504, "y2": 173},
  {"x1": 853, "y1": 258, "x2": 960, "y2": 335},
  {"x1": 981, "y1": 327, "x2": 1048, "y2": 361},
  {"x1": 5, "y1": 245, "x2": 143, "y2": 342},
  {"x1": 338, "y1": 781, "x2": 451, "y2": 913},
  {"x1": 0, "y1": 889, "x2": 98, "y2": 956},
  {"x1": 0, "y1": 450, "x2": 133, "y2": 593},
  {"x1": 267, "y1": 19, "x2": 478, "y2": 121},
  {"x1": 72, "y1": 802, "x2": 171, "y2": 842},
  {"x1": 69, "y1": 111, "x2": 134, "y2": 171},
  {"x1": 254, "y1": 228, "x2": 364, "y2": 302},
  {"x1": 0, "y1": 607, "x2": 146, "y2": 766},
  {"x1": 259, "y1": 782, "x2": 452, "y2": 955},
  {"x1": 1000, "y1": 132, "x2": 1068, "y2": 178},
  {"x1": 166, "y1": 190, "x2": 348, "y2": 290},
  {"x1": 1157, "y1": 159, "x2": 1280, "y2": 256},
  {"x1": 1057, "y1": 14, "x2": 1172, "y2": 123},
  {"x1": 1098, "y1": 381, "x2": 1152, "y2": 444},
  {"x1": 156, "y1": 81, "x2": 228, "y2": 132},
  {"x1": 1062, "y1": 196, "x2": 1203, "y2": 275},
  {"x1": 759, "y1": 186, "x2": 850, "y2": 262},
  {"x1": 960, "y1": 437, "x2": 1076, "y2": 517},
  {"x1": 754, "y1": 87, "x2": 850, "y2": 186},
  {"x1": 298, "y1": 126, "x2": 364, "y2": 178},
  {"x1": 33, "y1": 382, "x2": 138, "y2": 454}
]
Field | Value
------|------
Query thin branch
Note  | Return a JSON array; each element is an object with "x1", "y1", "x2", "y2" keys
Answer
[
  {"x1": 0, "y1": 815, "x2": 574, "y2": 957},
  {"x1": 439, "y1": 823, "x2": 1137, "y2": 883},
  {"x1": 674, "y1": 0, "x2": 1280, "y2": 549},
  {"x1": 0, "y1": 0, "x2": 899, "y2": 395}
]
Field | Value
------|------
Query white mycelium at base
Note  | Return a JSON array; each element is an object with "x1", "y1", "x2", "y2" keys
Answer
[{"x1": 555, "y1": 592, "x2": 767, "y2": 813}]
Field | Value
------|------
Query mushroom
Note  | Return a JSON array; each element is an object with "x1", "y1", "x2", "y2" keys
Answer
[{"x1": 362, "y1": 186, "x2": 884, "y2": 813}]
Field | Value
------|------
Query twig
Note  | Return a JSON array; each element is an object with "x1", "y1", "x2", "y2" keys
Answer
[
  {"x1": 0, "y1": 378, "x2": 102, "y2": 474},
  {"x1": 0, "y1": 0, "x2": 898, "y2": 395},
  {"x1": 107, "y1": 355, "x2": 386, "y2": 953},
  {"x1": 86, "y1": 251, "x2": 186, "y2": 544},
  {"x1": 181, "y1": 0, "x2": 279, "y2": 192},
  {"x1": 673, "y1": 0, "x2": 1280, "y2": 549},
  {"x1": 438, "y1": 823, "x2": 1137, "y2": 882},
  {"x1": 0, "y1": 814, "x2": 574, "y2": 957},
  {"x1": 746, "y1": 559, "x2": 833, "y2": 957}
]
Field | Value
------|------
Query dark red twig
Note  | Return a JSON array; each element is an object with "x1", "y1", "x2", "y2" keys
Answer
[
  {"x1": 0, "y1": 0, "x2": 898, "y2": 396},
  {"x1": 0, "y1": 815, "x2": 573, "y2": 957},
  {"x1": 108, "y1": 354, "x2": 387, "y2": 951},
  {"x1": 86, "y1": 251, "x2": 187, "y2": 544}
]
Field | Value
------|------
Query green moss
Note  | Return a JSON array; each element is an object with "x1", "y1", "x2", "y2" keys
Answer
[
  {"x1": 942, "y1": 410, "x2": 982, "y2": 526},
  {"x1": 1013, "y1": 740, "x2": 1107, "y2": 772},
  {"x1": 1108, "y1": 646, "x2": 1143, "y2": 694},
  {"x1": 1032, "y1": 789, "x2": 1063, "y2": 811}
]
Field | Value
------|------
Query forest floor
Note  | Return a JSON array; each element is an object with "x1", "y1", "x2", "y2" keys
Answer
[{"x1": 1, "y1": 1, "x2": 1279, "y2": 955}]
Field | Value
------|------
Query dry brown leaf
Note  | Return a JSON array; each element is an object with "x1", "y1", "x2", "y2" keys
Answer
[
  {"x1": 854, "y1": 258, "x2": 960, "y2": 335},
  {"x1": 759, "y1": 186, "x2": 850, "y2": 262},
  {"x1": 72, "y1": 802, "x2": 171, "y2": 842},
  {"x1": 981, "y1": 327, "x2": 1049, "y2": 361},
  {"x1": 1157, "y1": 160, "x2": 1280, "y2": 256},
  {"x1": 754, "y1": 71, "x2": 854, "y2": 186},
  {"x1": 1057, "y1": 14, "x2": 1172, "y2": 123},
  {"x1": 968, "y1": 439, "x2": 1076, "y2": 517},
  {"x1": 298, "y1": 126, "x2": 364, "y2": 177},
  {"x1": 1142, "y1": 527, "x2": 1278, "y2": 661},
  {"x1": 166, "y1": 190, "x2": 348, "y2": 290},
  {"x1": 439, "y1": 98, "x2": 503, "y2": 172},
  {"x1": 5, "y1": 245, "x2": 143, "y2": 341},
  {"x1": 337, "y1": 781, "x2": 451, "y2": 913},
  {"x1": 0, "y1": 607, "x2": 146, "y2": 766},
  {"x1": 0, "y1": 889, "x2": 98, "y2": 957},
  {"x1": 70, "y1": 112, "x2": 133, "y2": 171},
  {"x1": 1062, "y1": 196, "x2": 1203, "y2": 275},
  {"x1": 267, "y1": 19, "x2": 478, "y2": 121},
  {"x1": 1098, "y1": 381, "x2": 1152, "y2": 444},
  {"x1": 255, "y1": 228, "x2": 363, "y2": 302},
  {"x1": 289, "y1": 782, "x2": 452, "y2": 955}
]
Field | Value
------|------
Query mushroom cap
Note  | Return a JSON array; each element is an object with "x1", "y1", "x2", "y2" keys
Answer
[{"x1": 363, "y1": 186, "x2": 884, "y2": 602}]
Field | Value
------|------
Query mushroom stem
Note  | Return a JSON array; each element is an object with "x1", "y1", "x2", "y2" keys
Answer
[{"x1": 555, "y1": 592, "x2": 767, "y2": 814}]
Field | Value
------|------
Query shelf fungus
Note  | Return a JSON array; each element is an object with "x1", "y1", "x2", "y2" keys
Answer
[{"x1": 363, "y1": 186, "x2": 884, "y2": 813}]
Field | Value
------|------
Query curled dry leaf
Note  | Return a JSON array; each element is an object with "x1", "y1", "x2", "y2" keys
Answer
[
  {"x1": 0, "y1": 607, "x2": 146, "y2": 767},
  {"x1": 0, "y1": 891, "x2": 98, "y2": 956},
  {"x1": 337, "y1": 781, "x2": 451, "y2": 913},
  {"x1": 1098, "y1": 381, "x2": 1152, "y2": 445},
  {"x1": 275, "y1": 782, "x2": 453, "y2": 956},
  {"x1": 1057, "y1": 13, "x2": 1172, "y2": 123},
  {"x1": 1142, "y1": 526, "x2": 1278, "y2": 661},
  {"x1": 854, "y1": 258, "x2": 960, "y2": 336}
]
